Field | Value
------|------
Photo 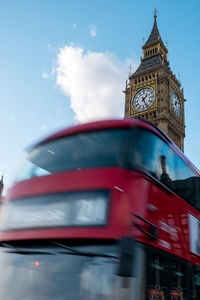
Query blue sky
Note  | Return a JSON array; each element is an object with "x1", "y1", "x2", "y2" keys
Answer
[{"x1": 1, "y1": 0, "x2": 200, "y2": 192}]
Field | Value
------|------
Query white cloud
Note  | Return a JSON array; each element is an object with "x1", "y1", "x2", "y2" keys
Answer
[
  {"x1": 55, "y1": 44, "x2": 137, "y2": 123},
  {"x1": 90, "y1": 25, "x2": 97, "y2": 37},
  {"x1": 42, "y1": 71, "x2": 49, "y2": 79}
]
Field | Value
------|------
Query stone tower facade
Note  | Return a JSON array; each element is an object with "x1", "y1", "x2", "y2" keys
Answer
[{"x1": 124, "y1": 11, "x2": 185, "y2": 152}]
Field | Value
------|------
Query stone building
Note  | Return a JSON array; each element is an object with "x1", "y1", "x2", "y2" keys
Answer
[{"x1": 124, "y1": 10, "x2": 185, "y2": 152}]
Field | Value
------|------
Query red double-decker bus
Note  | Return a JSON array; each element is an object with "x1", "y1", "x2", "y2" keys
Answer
[{"x1": 1, "y1": 118, "x2": 200, "y2": 299}]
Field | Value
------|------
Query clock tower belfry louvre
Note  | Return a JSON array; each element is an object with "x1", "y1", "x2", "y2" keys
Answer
[{"x1": 124, "y1": 11, "x2": 185, "y2": 152}]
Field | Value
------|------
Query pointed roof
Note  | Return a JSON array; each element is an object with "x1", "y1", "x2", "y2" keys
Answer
[
  {"x1": 143, "y1": 9, "x2": 166, "y2": 50},
  {"x1": 0, "y1": 174, "x2": 4, "y2": 188},
  {"x1": 129, "y1": 10, "x2": 171, "y2": 79}
]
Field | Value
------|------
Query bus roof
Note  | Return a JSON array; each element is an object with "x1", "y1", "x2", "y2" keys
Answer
[
  {"x1": 35, "y1": 118, "x2": 167, "y2": 146},
  {"x1": 31, "y1": 118, "x2": 199, "y2": 176}
]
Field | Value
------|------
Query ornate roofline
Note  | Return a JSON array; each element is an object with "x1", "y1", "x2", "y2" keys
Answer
[{"x1": 142, "y1": 10, "x2": 167, "y2": 52}]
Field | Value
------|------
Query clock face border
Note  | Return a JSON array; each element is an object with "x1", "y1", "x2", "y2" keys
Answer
[
  {"x1": 131, "y1": 87, "x2": 156, "y2": 113},
  {"x1": 170, "y1": 90, "x2": 181, "y2": 117}
]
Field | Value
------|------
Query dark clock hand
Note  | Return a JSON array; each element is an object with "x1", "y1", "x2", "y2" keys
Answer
[{"x1": 142, "y1": 94, "x2": 148, "y2": 105}]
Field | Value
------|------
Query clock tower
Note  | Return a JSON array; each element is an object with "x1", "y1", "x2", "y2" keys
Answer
[{"x1": 124, "y1": 10, "x2": 185, "y2": 152}]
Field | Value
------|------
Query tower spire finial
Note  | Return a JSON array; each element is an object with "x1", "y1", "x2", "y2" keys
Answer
[
  {"x1": 0, "y1": 171, "x2": 4, "y2": 184},
  {"x1": 154, "y1": 8, "x2": 157, "y2": 19},
  {"x1": 0, "y1": 171, "x2": 4, "y2": 200},
  {"x1": 129, "y1": 65, "x2": 132, "y2": 76}
]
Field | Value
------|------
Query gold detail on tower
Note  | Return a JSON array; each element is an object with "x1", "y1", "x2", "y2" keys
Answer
[{"x1": 124, "y1": 12, "x2": 185, "y2": 152}]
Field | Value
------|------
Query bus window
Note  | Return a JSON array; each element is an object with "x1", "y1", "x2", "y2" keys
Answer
[
  {"x1": 133, "y1": 130, "x2": 159, "y2": 177},
  {"x1": 146, "y1": 255, "x2": 165, "y2": 299},
  {"x1": 133, "y1": 130, "x2": 176, "y2": 183},
  {"x1": 17, "y1": 129, "x2": 133, "y2": 182},
  {"x1": 192, "y1": 265, "x2": 200, "y2": 299},
  {"x1": 133, "y1": 129, "x2": 200, "y2": 211},
  {"x1": 156, "y1": 141, "x2": 176, "y2": 189},
  {"x1": 146, "y1": 250, "x2": 189, "y2": 300},
  {"x1": 173, "y1": 156, "x2": 200, "y2": 210}
]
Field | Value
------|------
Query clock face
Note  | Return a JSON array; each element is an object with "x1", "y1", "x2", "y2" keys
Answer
[
  {"x1": 133, "y1": 88, "x2": 155, "y2": 111},
  {"x1": 171, "y1": 91, "x2": 181, "y2": 117}
]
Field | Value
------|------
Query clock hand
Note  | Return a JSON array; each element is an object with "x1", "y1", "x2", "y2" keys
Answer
[
  {"x1": 142, "y1": 94, "x2": 148, "y2": 105},
  {"x1": 142, "y1": 94, "x2": 148, "y2": 100}
]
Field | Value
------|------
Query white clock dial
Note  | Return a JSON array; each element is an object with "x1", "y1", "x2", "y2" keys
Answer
[
  {"x1": 171, "y1": 91, "x2": 181, "y2": 117},
  {"x1": 133, "y1": 88, "x2": 155, "y2": 111}
]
